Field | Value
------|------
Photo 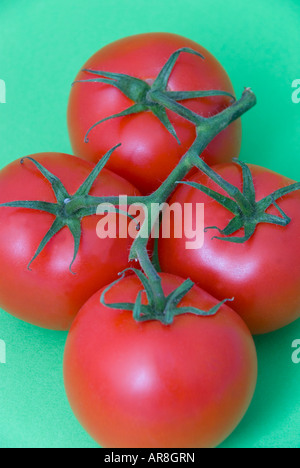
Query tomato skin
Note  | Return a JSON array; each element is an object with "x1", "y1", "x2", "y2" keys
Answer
[
  {"x1": 158, "y1": 164, "x2": 300, "y2": 335},
  {"x1": 0, "y1": 153, "x2": 140, "y2": 330},
  {"x1": 63, "y1": 273, "x2": 257, "y2": 448},
  {"x1": 68, "y1": 32, "x2": 241, "y2": 194}
]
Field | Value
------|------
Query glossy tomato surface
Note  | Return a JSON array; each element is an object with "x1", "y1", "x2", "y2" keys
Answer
[
  {"x1": 64, "y1": 273, "x2": 257, "y2": 448},
  {"x1": 158, "y1": 163, "x2": 300, "y2": 334},
  {"x1": 0, "y1": 153, "x2": 140, "y2": 330},
  {"x1": 68, "y1": 33, "x2": 241, "y2": 194}
]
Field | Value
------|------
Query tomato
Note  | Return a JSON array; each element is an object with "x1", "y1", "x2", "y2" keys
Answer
[
  {"x1": 63, "y1": 273, "x2": 257, "y2": 448},
  {"x1": 68, "y1": 32, "x2": 241, "y2": 194},
  {"x1": 158, "y1": 163, "x2": 300, "y2": 334},
  {"x1": 0, "y1": 153, "x2": 140, "y2": 330}
]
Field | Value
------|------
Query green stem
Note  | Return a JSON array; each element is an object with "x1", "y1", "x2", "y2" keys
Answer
[
  {"x1": 78, "y1": 195, "x2": 149, "y2": 210},
  {"x1": 135, "y1": 246, "x2": 166, "y2": 314},
  {"x1": 154, "y1": 88, "x2": 256, "y2": 202},
  {"x1": 129, "y1": 87, "x2": 257, "y2": 260}
]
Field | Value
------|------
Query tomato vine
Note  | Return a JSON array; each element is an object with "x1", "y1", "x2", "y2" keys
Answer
[{"x1": 2, "y1": 47, "x2": 300, "y2": 323}]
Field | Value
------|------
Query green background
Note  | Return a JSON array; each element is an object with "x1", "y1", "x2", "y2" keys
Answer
[{"x1": 0, "y1": 0, "x2": 299, "y2": 448}]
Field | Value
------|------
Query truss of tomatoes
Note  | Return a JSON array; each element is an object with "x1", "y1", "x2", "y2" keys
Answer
[{"x1": 0, "y1": 32, "x2": 299, "y2": 449}]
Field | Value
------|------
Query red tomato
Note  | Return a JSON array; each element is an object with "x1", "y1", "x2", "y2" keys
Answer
[
  {"x1": 63, "y1": 273, "x2": 257, "y2": 448},
  {"x1": 0, "y1": 153, "x2": 140, "y2": 330},
  {"x1": 68, "y1": 32, "x2": 241, "y2": 194},
  {"x1": 158, "y1": 164, "x2": 300, "y2": 334}
]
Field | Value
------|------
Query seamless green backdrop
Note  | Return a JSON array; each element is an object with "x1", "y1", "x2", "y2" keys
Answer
[{"x1": 0, "y1": 0, "x2": 299, "y2": 448}]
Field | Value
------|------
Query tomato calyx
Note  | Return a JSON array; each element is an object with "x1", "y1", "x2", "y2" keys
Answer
[
  {"x1": 0, "y1": 145, "x2": 126, "y2": 273},
  {"x1": 179, "y1": 159, "x2": 300, "y2": 243},
  {"x1": 100, "y1": 267, "x2": 233, "y2": 325},
  {"x1": 72, "y1": 47, "x2": 235, "y2": 145}
]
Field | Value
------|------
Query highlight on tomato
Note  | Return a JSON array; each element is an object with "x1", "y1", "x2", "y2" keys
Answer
[
  {"x1": 158, "y1": 160, "x2": 300, "y2": 334},
  {"x1": 63, "y1": 272, "x2": 257, "y2": 448},
  {"x1": 68, "y1": 32, "x2": 241, "y2": 194},
  {"x1": 0, "y1": 149, "x2": 140, "y2": 330}
]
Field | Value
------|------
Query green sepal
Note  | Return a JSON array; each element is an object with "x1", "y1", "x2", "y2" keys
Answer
[
  {"x1": 163, "y1": 279, "x2": 194, "y2": 324},
  {"x1": 75, "y1": 143, "x2": 121, "y2": 195},
  {"x1": 150, "y1": 90, "x2": 202, "y2": 125},
  {"x1": 99, "y1": 271, "x2": 153, "y2": 316},
  {"x1": 150, "y1": 105, "x2": 181, "y2": 144},
  {"x1": 210, "y1": 222, "x2": 256, "y2": 243},
  {"x1": 76, "y1": 69, "x2": 150, "y2": 101},
  {"x1": 84, "y1": 105, "x2": 146, "y2": 143},
  {"x1": 100, "y1": 268, "x2": 234, "y2": 325},
  {"x1": 174, "y1": 297, "x2": 234, "y2": 317},
  {"x1": 132, "y1": 290, "x2": 144, "y2": 322},
  {"x1": 165, "y1": 279, "x2": 194, "y2": 311},
  {"x1": 100, "y1": 272, "x2": 138, "y2": 311},
  {"x1": 21, "y1": 157, "x2": 69, "y2": 203},
  {"x1": 233, "y1": 159, "x2": 256, "y2": 204},
  {"x1": 0, "y1": 145, "x2": 132, "y2": 272},
  {"x1": 27, "y1": 218, "x2": 64, "y2": 271},
  {"x1": 123, "y1": 268, "x2": 157, "y2": 311},
  {"x1": 74, "y1": 47, "x2": 238, "y2": 145},
  {"x1": 183, "y1": 159, "x2": 300, "y2": 243},
  {"x1": 66, "y1": 218, "x2": 82, "y2": 274},
  {"x1": 178, "y1": 180, "x2": 240, "y2": 215},
  {"x1": 0, "y1": 200, "x2": 59, "y2": 215},
  {"x1": 151, "y1": 48, "x2": 205, "y2": 91}
]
